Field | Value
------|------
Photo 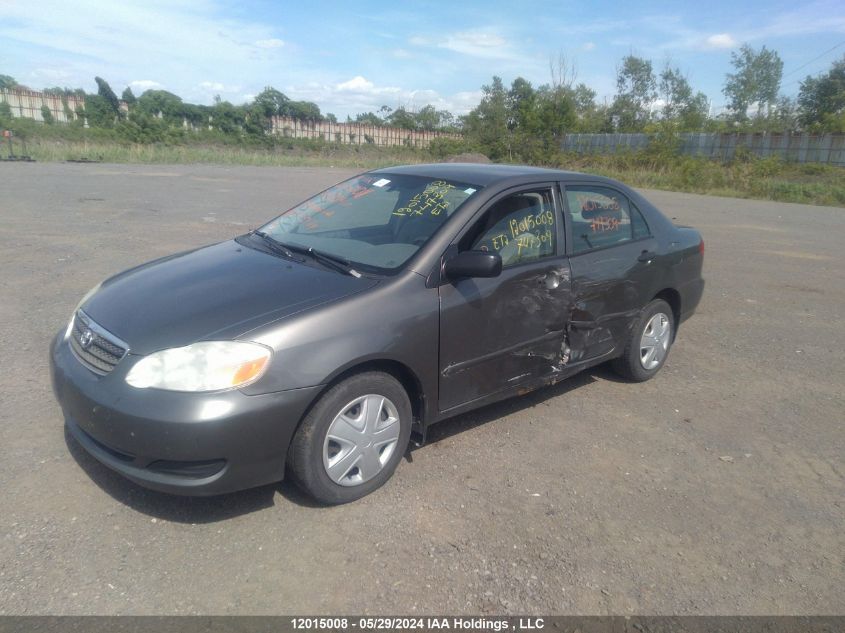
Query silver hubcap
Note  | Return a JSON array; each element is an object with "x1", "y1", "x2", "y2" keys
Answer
[
  {"x1": 640, "y1": 312, "x2": 671, "y2": 370},
  {"x1": 323, "y1": 394, "x2": 401, "y2": 487}
]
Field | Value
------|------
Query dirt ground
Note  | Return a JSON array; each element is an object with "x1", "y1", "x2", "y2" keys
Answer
[{"x1": 0, "y1": 163, "x2": 842, "y2": 615}]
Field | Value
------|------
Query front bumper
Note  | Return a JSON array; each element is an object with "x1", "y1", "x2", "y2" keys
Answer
[{"x1": 50, "y1": 333, "x2": 322, "y2": 496}]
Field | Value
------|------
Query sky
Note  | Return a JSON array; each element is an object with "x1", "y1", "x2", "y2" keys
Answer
[{"x1": 1, "y1": 0, "x2": 845, "y2": 119}]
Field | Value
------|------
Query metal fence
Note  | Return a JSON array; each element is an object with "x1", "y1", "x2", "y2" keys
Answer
[{"x1": 561, "y1": 133, "x2": 845, "y2": 166}]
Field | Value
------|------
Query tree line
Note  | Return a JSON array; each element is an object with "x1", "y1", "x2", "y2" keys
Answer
[
  {"x1": 459, "y1": 47, "x2": 845, "y2": 161},
  {"x1": 1, "y1": 44, "x2": 843, "y2": 153},
  {"x1": 0, "y1": 74, "x2": 461, "y2": 144}
]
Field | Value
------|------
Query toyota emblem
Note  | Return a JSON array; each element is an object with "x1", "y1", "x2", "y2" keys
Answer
[{"x1": 79, "y1": 328, "x2": 95, "y2": 349}]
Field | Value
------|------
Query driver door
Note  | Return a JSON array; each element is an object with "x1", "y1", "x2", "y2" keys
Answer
[{"x1": 438, "y1": 185, "x2": 573, "y2": 412}]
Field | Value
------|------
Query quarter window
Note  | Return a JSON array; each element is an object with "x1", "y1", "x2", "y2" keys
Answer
[
  {"x1": 631, "y1": 202, "x2": 651, "y2": 239},
  {"x1": 465, "y1": 190, "x2": 556, "y2": 267},
  {"x1": 565, "y1": 186, "x2": 645, "y2": 253}
]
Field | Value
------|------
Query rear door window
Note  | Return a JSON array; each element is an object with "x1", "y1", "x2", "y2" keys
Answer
[{"x1": 564, "y1": 185, "x2": 643, "y2": 253}]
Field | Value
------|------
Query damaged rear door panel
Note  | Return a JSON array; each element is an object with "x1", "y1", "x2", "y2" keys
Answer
[{"x1": 561, "y1": 183, "x2": 661, "y2": 363}]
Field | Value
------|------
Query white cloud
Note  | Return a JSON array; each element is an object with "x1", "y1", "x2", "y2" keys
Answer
[
  {"x1": 391, "y1": 48, "x2": 411, "y2": 58},
  {"x1": 286, "y1": 76, "x2": 480, "y2": 118},
  {"x1": 199, "y1": 81, "x2": 239, "y2": 93},
  {"x1": 254, "y1": 38, "x2": 284, "y2": 49},
  {"x1": 408, "y1": 35, "x2": 430, "y2": 46},
  {"x1": 582, "y1": 42, "x2": 596, "y2": 52},
  {"x1": 0, "y1": 0, "x2": 294, "y2": 102},
  {"x1": 30, "y1": 67, "x2": 73, "y2": 81},
  {"x1": 704, "y1": 33, "x2": 737, "y2": 49},
  {"x1": 337, "y1": 76, "x2": 375, "y2": 92},
  {"x1": 129, "y1": 79, "x2": 163, "y2": 92},
  {"x1": 439, "y1": 30, "x2": 511, "y2": 59}
]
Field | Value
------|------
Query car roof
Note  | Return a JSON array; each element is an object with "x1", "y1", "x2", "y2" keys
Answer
[{"x1": 372, "y1": 163, "x2": 603, "y2": 187}]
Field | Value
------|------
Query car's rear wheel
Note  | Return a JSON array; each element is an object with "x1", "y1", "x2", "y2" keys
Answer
[
  {"x1": 612, "y1": 298, "x2": 674, "y2": 382},
  {"x1": 287, "y1": 371, "x2": 412, "y2": 504}
]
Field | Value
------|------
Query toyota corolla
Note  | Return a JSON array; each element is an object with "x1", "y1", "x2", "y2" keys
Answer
[{"x1": 51, "y1": 164, "x2": 704, "y2": 504}]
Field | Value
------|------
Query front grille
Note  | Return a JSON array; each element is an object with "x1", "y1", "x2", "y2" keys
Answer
[{"x1": 68, "y1": 310, "x2": 129, "y2": 375}]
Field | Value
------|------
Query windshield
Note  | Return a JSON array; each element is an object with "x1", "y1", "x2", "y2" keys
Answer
[{"x1": 256, "y1": 173, "x2": 481, "y2": 273}]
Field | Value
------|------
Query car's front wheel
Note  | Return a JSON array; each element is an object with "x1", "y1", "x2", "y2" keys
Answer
[
  {"x1": 287, "y1": 371, "x2": 412, "y2": 504},
  {"x1": 612, "y1": 298, "x2": 675, "y2": 382}
]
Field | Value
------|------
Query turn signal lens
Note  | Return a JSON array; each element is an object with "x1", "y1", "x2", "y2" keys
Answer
[{"x1": 232, "y1": 357, "x2": 270, "y2": 385}]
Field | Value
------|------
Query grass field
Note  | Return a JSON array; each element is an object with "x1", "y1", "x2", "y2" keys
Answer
[
  {"x1": 558, "y1": 151, "x2": 845, "y2": 207},
  {"x1": 7, "y1": 137, "x2": 845, "y2": 207},
  {"x1": 16, "y1": 138, "x2": 426, "y2": 169}
]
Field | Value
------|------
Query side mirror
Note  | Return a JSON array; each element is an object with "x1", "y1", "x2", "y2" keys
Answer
[{"x1": 443, "y1": 250, "x2": 502, "y2": 280}]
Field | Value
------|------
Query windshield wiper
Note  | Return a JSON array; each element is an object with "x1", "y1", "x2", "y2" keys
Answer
[
  {"x1": 281, "y1": 242, "x2": 362, "y2": 278},
  {"x1": 251, "y1": 230, "x2": 304, "y2": 262}
]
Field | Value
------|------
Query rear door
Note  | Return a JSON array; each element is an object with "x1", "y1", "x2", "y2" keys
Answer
[
  {"x1": 561, "y1": 182, "x2": 658, "y2": 362},
  {"x1": 438, "y1": 184, "x2": 573, "y2": 412}
]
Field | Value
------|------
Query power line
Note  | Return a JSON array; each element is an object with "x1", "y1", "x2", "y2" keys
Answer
[{"x1": 782, "y1": 39, "x2": 845, "y2": 80}]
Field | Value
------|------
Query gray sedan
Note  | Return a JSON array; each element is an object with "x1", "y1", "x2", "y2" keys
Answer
[{"x1": 50, "y1": 163, "x2": 704, "y2": 504}]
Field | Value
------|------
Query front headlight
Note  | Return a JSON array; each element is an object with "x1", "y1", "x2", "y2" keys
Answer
[
  {"x1": 64, "y1": 282, "x2": 102, "y2": 339},
  {"x1": 125, "y1": 341, "x2": 272, "y2": 392}
]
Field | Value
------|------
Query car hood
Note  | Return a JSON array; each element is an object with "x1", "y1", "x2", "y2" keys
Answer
[{"x1": 82, "y1": 239, "x2": 378, "y2": 355}]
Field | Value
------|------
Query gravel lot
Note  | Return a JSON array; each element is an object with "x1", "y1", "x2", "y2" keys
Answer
[{"x1": 0, "y1": 163, "x2": 842, "y2": 615}]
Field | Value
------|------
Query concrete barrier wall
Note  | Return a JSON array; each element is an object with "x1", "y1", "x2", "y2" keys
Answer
[
  {"x1": 1, "y1": 88, "x2": 460, "y2": 148},
  {"x1": 269, "y1": 116, "x2": 460, "y2": 148},
  {"x1": 0, "y1": 88, "x2": 85, "y2": 123}
]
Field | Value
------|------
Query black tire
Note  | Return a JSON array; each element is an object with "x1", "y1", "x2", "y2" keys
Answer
[
  {"x1": 611, "y1": 299, "x2": 675, "y2": 382},
  {"x1": 287, "y1": 371, "x2": 412, "y2": 505}
]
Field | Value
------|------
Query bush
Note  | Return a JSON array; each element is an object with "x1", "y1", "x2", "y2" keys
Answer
[
  {"x1": 750, "y1": 155, "x2": 783, "y2": 179},
  {"x1": 40, "y1": 105, "x2": 54, "y2": 125},
  {"x1": 428, "y1": 137, "x2": 474, "y2": 159}
]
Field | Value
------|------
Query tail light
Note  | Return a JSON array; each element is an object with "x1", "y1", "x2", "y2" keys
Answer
[{"x1": 699, "y1": 238, "x2": 705, "y2": 255}]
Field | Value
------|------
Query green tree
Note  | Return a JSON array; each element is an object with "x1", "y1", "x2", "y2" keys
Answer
[
  {"x1": 798, "y1": 54, "x2": 845, "y2": 131},
  {"x1": 84, "y1": 95, "x2": 115, "y2": 127},
  {"x1": 569, "y1": 83, "x2": 608, "y2": 132},
  {"x1": 286, "y1": 100, "x2": 322, "y2": 121},
  {"x1": 464, "y1": 76, "x2": 510, "y2": 159},
  {"x1": 723, "y1": 44, "x2": 783, "y2": 122},
  {"x1": 43, "y1": 87, "x2": 70, "y2": 96},
  {"x1": 210, "y1": 100, "x2": 244, "y2": 134},
  {"x1": 95, "y1": 76, "x2": 121, "y2": 117},
  {"x1": 353, "y1": 111, "x2": 383, "y2": 126},
  {"x1": 772, "y1": 95, "x2": 799, "y2": 131},
  {"x1": 0, "y1": 75, "x2": 18, "y2": 90},
  {"x1": 414, "y1": 104, "x2": 440, "y2": 131},
  {"x1": 659, "y1": 65, "x2": 709, "y2": 130},
  {"x1": 437, "y1": 109, "x2": 458, "y2": 131},
  {"x1": 385, "y1": 106, "x2": 417, "y2": 129},
  {"x1": 253, "y1": 87, "x2": 289, "y2": 117},
  {"x1": 612, "y1": 55, "x2": 657, "y2": 131},
  {"x1": 135, "y1": 89, "x2": 186, "y2": 125},
  {"x1": 507, "y1": 77, "x2": 539, "y2": 132},
  {"x1": 40, "y1": 104, "x2": 54, "y2": 124},
  {"x1": 536, "y1": 84, "x2": 576, "y2": 137},
  {"x1": 121, "y1": 87, "x2": 137, "y2": 106}
]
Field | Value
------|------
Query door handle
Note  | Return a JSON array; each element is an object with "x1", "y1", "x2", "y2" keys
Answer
[{"x1": 637, "y1": 250, "x2": 653, "y2": 263}]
